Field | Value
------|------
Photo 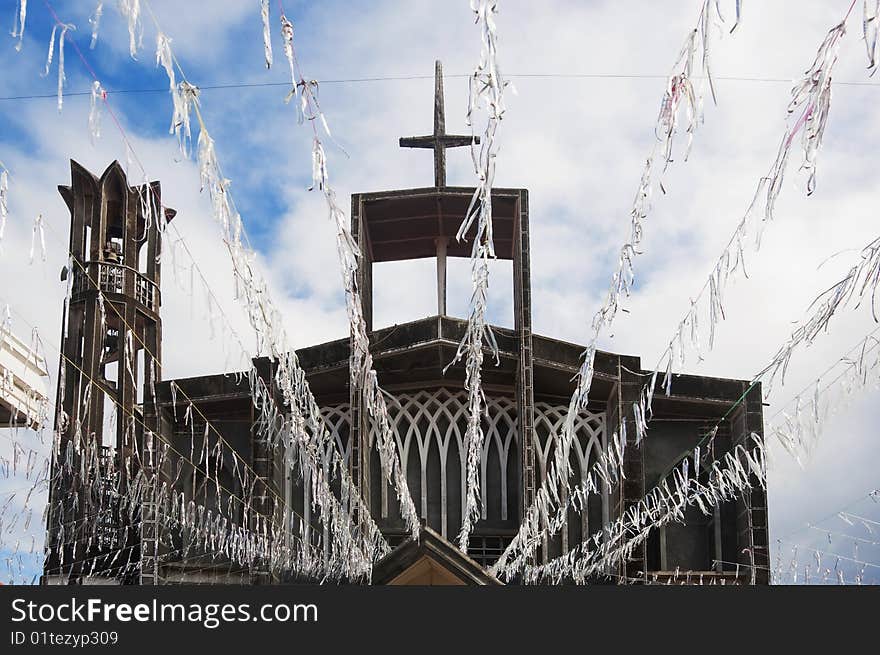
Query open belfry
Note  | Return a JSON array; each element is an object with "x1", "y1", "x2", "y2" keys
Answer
[
  {"x1": 43, "y1": 161, "x2": 174, "y2": 585},
  {"x1": 43, "y1": 63, "x2": 768, "y2": 586}
]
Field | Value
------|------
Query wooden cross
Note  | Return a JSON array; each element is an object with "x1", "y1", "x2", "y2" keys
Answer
[{"x1": 399, "y1": 60, "x2": 478, "y2": 188}]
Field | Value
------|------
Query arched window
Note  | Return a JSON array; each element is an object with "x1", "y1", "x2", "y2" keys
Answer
[{"x1": 316, "y1": 390, "x2": 607, "y2": 558}]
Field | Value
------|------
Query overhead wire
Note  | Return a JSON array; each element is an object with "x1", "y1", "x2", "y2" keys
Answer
[{"x1": 5, "y1": 73, "x2": 880, "y2": 102}]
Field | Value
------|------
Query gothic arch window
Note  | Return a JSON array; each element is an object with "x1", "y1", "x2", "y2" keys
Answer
[
  {"x1": 533, "y1": 402, "x2": 607, "y2": 558},
  {"x1": 316, "y1": 388, "x2": 607, "y2": 549}
]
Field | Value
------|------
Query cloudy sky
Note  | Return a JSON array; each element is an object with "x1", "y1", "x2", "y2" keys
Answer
[{"x1": 1, "y1": 0, "x2": 879, "y2": 583}]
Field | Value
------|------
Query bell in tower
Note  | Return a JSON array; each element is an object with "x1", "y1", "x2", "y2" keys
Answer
[{"x1": 44, "y1": 160, "x2": 175, "y2": 585}]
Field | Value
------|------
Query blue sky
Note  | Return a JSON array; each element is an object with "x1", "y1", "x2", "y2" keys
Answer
[
  {"x1": 4, "y1": 1, "x2": 324, "y2": 247},
  {"x1": 1, "y1": 0, "x2": 880, "y2": 583}
]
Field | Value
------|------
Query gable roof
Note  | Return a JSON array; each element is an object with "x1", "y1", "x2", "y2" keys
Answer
[{"x1": 371, "y1": 526, "x2": 502, "y2": 586}]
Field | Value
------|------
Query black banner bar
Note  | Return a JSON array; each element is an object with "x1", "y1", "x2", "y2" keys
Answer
[{"x1": 1, "y1": 585, "x2": 875, "y2": 650}]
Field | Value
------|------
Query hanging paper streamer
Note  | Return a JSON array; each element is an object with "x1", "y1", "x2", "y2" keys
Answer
[
  {"x1": 11, "y1": 0, "x2": 27, "y2": 52},
  {"x1": 731, "y1": 0, "x2": 742, "y2": 33},
  {"x1": 624, "y1": 7, "x2": 855, "y2": 456},
  {"x1": 88, "y1": 81, "x2": 105, "y2": 143},
  {"x1": 89, "y1": 2, "x2": 103, "y2": 49},
  {"x1": 55, "y1": 23, "x2": 72, "y2": 113},
  {"x1": 761, "y1": 237, "x2": 880, "y2": 395},
  {"x1": 495, "y1": 0, "x2": 739, "y2": 574},
  {"x1": 450, "y1": 0, "x2": 509, "y2": 553},
  {"x1": 789, "y1": 20, "x2": 846, "y2": 195},
  {"x1": 657, "y1": 1, "x2": 733, "y2": 169},
  {"x1": 28, "y1": 214, "x2": 45, "y2": 264},
  {"x1": 155, "y1": 32, "x2": 176, "y2": 93},
  {"x1": 260, "y1": 0, "x2": 273, "y2": 69},
  {"x1": 41, "y1": 22, "x2": 75, "y2": 112},
  {"x1": 195, "y1": 126, "x2": 391, "y2": 559},
  {"x1": 172, "y1": 82, "x2": 200, "y2": 156},
  {"x1": 280, "y1": 16, "x2": 296, "y2": 102},
  {"x1": 769, "y1": 332, "x2": 880, "y2": 465},
  {"x1": 864, "y1": 1, "x2": 880, "y2": 73},
  {"x1": 267, "y1": 10, "x2": 419, "y2": 539},
  {"x1": 117, "y1": 0, "x2": 142, "y2": 59},
  {"x1": 309, "y1": 137, "x2": 421, "y2": 538},
  {"x1": 0, "y1": 168, "x2": 8, "y2": 244},
  {"x1": 41, "y1": 25, "x2": 57, "y2": 77},
  {"x1": 155, "y1": 33, "x2": 200, "y2": 156},
  {"x1": 518, "y1": 435, "x2": 767, "y2": 584}
]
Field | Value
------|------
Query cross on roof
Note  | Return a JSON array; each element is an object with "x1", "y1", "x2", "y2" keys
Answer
[{"x1": 399, "y1": 60, "x2": 479, "y2": 188}]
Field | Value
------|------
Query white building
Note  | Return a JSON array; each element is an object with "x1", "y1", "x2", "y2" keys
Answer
[{"x1": 0, "y1": 327, "x2": 49, "y2": 429}]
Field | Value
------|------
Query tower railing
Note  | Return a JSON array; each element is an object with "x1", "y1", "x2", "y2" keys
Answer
[{"x1": 71, "y1": 261, "x2": 160, "y2": 312}]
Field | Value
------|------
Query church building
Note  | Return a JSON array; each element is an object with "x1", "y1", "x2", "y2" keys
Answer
[{"x1": 43, "y1": 62, "x2": 769, "y2": 586}]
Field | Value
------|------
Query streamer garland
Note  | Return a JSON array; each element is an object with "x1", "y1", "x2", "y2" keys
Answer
[
  {"x1": 522, "y1": 435, "x2": 767, "y2": 584},
  {"x1": 451, "y1": 0, "x2": 509, "y2": 553},
  {"x1": 3, "y1": 0, "x2": 878, "y2": 584},
  {"x1": 128, "y1": 0, "x2": 397, "y2": 557},
  {"x1": 5, "y1": 1, "x2": 391, "y2": 578},
  {"x1": 274, "y1": 9, "x2": 421, "y2": 540},
  {"x1": 494, "y1": 0, "x2": 739, "y2": 575}
]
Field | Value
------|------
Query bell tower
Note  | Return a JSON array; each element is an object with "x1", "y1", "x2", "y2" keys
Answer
[{"x1": 44, "y1": 160, "x2": 174, "y2": 584}]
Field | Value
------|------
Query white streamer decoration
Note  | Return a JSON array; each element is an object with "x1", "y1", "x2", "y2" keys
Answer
[
  {"x1": 451, "y1": 0, "x2": 508, "y2": 553},
  {"x1": 88, "y1": 81, "x2": 105, "y2": 143},
  {"x1": 11, "y1": 0, "x2": 26, "y2": 52},
  {"x1": 280, "y1": 16, "x2": 297, "y2": 104},
  {"x1": 656, "y1": 2, "x2": 726, "y2": 169},
  {"x1": 260, "y1": 0, "x2": 273, "y2": 69},
  {"x1": 41, "y1": 25, "x2": 56, "y2": 77},
  {"x1": 195, "y1": 128, "x2": 391, "y2": 563},
  {"x1": 277, "y1": 10, "x2": 420, "y2": 539},
  {"x1": 118, "y1": 0, "x2": 142, "y2": 59},
  {"x1": 627, "y1": 9, "x2": 852, "y2": 452},
  {"x1": 89, "y1": 2, "x2": 103, "y2": 49},
  {"x1": 155, "y1": 33, "x2": 200, "y2": 156},
  {"x1": 0, "y1": 168, "x2": 8, "y2": 244},
  {"x1": 41, "y1": 22, "x2": 75, "y2": 113},
  {"x1": 28, "y1": 213, "x2": 45, "y2": 264},
  {"x1": 495, "y1": 0, "x2": 737, "y2": 575},
  {"x1": 864, "y1": 0, "x2": 880, "y2": 73},
  {"x1": 770, "y1": 331, "x2": 880, "y2": 466},
  {"x1": 521, "y1": 435, "x2": 767, "y2": 584},
  {"x1": 508, "y1": 9, "x2": 863, "y2": 582}
]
